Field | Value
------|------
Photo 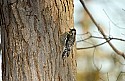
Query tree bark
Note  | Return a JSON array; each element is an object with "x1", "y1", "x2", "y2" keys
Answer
[{"x1": 1, "y1": 0, "x2": 76, "y2": 81}]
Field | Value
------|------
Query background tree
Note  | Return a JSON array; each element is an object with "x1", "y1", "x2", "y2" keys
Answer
[{"x1": 1, "y1": 0, "x2": 76, "y2": 81}]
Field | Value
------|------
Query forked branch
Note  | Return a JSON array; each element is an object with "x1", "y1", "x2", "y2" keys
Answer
[{"x1": 79, "y1": 0, "x2": 125, "y2": 59}]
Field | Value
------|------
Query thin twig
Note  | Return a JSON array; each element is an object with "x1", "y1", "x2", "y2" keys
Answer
[
  {"x1": 79, "y1": 0, "x2": 125, "y2": 59},
  {"x1": 76, "y1": 36, "x2": 92, "y2": 42},
  {"x1": 92, "y1": 48, "x2": 102, "y2": 71},
  {"x1": 103, "y1": 9, "x2": 125, "y2": 29},
  {"x1": 92, "y1": 36, "x2": 125, "y2": 42},
  {"x1": 77, "y1": 39, "x2": 111, "y2": 50}
]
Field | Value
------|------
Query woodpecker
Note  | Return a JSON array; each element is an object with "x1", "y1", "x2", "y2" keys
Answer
[{"x1": 60, "y1": 28, "x2": 76, "y2": 59}]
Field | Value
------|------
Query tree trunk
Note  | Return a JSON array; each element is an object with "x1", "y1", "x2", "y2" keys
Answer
[{"x1": 1, "y1": 0, "x2": 76, "y2": 81}]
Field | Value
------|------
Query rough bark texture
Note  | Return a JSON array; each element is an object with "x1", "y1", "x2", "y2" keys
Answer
[{"x1": 1, "y1": 0, "x2": 76, "y2": 81}]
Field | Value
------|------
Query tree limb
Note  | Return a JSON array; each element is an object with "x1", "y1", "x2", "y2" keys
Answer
[
  {"x1": 77, "y1": 34, "x2": 125, "y2": 43},
  {"x1": 79, "y1": 0, "x2": 125, "y2": 59}
]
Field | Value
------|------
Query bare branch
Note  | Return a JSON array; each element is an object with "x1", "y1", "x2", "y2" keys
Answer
[
  {"x1": 77, "y1": 35, "x2": 125, "y2": 43},
  {"x1": 79, "y1": 0, "x2": 125, "y2": 59},
  {"x1": 76, "y1": 36, "x2": 92, "y2": 42},
  {"x1": 92, "y1": 36, "x2": 125, "y2": 42},
  {"x1": 77, "y1": 39, "x2": 111, "y2": 50},
  {"x1": 116, "y1": 71, "x2": 125, "y2": 81}
]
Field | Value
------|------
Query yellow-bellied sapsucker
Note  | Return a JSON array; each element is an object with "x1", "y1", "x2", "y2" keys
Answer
[{"x1": 60, "y1": 28, "x2": 76, "y2": 59}]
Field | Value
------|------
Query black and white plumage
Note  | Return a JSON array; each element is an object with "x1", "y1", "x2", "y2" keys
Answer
[{"x1": 60, "y1": 28, "x2": 76, "y2": 59}]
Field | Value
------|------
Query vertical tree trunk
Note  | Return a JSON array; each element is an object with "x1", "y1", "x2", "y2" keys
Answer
[{"x1": 1, "y1": 0, "x2": 76, "y2": 81}]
